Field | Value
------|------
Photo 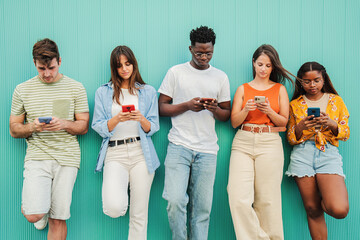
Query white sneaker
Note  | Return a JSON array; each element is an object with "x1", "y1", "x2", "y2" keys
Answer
[{"x1": 34, "y1": 214, "x2": 49, "y2": 230}]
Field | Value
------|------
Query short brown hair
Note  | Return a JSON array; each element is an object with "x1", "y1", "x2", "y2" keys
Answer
[{"x1": 32, "y1": 38, "x2": 60, "y2": 65}]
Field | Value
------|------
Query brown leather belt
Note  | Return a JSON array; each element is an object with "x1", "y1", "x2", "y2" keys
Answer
[
  {"x1": 109, "y1": 137, "x2": 140, "y2": 147},
  {"x1": 241, "y1": 125, "x2": 286, "y2": 133}
]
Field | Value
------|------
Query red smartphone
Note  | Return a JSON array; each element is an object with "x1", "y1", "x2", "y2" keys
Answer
[
  {"x1": 200, "y1": 98, "x2": 215, "y2": 103},
  {"x1": 122, "y1": 105, "x2": 135, "y2": 112}
]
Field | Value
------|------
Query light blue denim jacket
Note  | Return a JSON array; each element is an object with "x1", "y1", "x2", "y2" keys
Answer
[{"x1": 92, "y1": 82, "x2": 160, "y2": 173}]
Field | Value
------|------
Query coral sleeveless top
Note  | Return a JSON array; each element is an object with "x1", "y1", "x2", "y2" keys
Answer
[{"x1": 241, "y1": 83, "x2": 282, "y2": 126}]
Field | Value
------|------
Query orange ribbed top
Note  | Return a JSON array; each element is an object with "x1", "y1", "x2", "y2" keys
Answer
[{"x1": 241, "y1": 83, "x2": 282, "y2": 126}]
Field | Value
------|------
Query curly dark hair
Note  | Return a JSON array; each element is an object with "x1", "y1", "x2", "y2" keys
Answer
[{"x1": 190, "y1": 26, "x2": 216, "y2": 46}]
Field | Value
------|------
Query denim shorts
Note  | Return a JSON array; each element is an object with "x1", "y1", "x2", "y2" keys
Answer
[{"x1": 285, "y1": 141, "x2": 345, "y2": 178}]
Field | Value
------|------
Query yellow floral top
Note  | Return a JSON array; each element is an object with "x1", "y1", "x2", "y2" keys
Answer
[{"x1": 287, "y1": 94, "x2": 350, "y2": 151}]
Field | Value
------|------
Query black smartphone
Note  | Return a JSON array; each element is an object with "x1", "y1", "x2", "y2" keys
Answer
[{"x1": 307, "y1": 108, "x2": 320, "y2": 119}]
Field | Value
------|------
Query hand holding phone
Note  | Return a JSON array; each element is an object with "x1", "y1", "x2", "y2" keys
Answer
[
  {"x1": 307, "y1": 107, "x2": 320, "y2": 120},
  {"x1": 200, "y1": 98, "x2": 215, "y2": 103},
  {"x1": 122, "y1": 105, "x2": 135, "y2": 112},
  {"x1": 38, "y1": 117, "x2": 53, "y2": 124}
]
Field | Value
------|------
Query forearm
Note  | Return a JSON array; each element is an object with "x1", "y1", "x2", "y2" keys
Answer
[
  {"x1": 63, "y1": 120, "x2": 88, "y2": 135},
  {"x1": 213, "y1": 107, "x2": 231, "y2": 121},
  {"x1": 107, "y1": 116, "x2": 119, "y2": 132},
  {"x1": 231, "y1": 109, "x2": 249, "y2": 128},
  {"x1": 159, "y1": 102, "x2": 189, "y2": 117},
  {"x1": 10, "y1": 122, "x2": 34, "y2": 138},
  {"x1": 267, "y1": 110, "x2": 288, "y2": 127},
  {"x1": 294, "y1": 125, "x2": 303, "y2": 141},
  {"x1": 140, "y1": 117, "x2": 151, "y2": 133},
  {"x1": 330, "y1": 124, "x2": 339, "y2": 136}
]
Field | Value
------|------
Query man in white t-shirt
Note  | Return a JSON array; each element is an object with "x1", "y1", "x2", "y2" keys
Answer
[{"x1": 158, "y1": 26, "x2": 231, "y2": 240}]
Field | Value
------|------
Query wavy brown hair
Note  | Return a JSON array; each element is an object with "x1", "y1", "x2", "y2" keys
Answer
[
  {"x1": 110, "y1": 46, "x2": 145, "y2": 104},
  {"x1": 32, "y1": 38, "x2": 60, "y2": 66},
  {"x1": 292, "y1": 61, "x2": 338, "y2": 100},
  {"x1": 252, "y1": 44, "x2": 294, "y2": 85}
]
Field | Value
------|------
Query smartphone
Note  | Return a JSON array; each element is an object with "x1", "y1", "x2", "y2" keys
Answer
[
  {"x1": 38, "y1": 117, "x2": 52, "y2": 124},
  {"x1": 307, "y1": 107, "x2": 320, "y2": 119},
  {"x1": 254, "y1": 96, "x2": 266, "y2": 103},
  {"x1": 200, "y1": 98, "x2": 215, "y2": 103},
  {"x1": 122, "y1": 105, "x2": 135, "y2": 112}
]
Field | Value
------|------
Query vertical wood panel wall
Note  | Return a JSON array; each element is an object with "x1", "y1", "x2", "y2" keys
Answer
[{"x1": 1, "y1": 0, "x2": 359, "y2": 239}]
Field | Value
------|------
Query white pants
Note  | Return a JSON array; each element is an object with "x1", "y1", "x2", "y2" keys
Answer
[
  {"x1": 103, "y1": 141, "x2": 154, "y2": 240},
  {"x1": 227, "y1": 129, "x2": 284, "y2": 240}
]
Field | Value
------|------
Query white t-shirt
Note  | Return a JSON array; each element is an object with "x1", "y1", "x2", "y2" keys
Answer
[
  {"x1": 110, "y1": 88, "x2": 140, "y2": 140},
  {"x1": 158, "y1": 62, "x2": 231, "y2": 154}
]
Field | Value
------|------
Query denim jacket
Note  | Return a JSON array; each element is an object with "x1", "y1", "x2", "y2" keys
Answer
[{"x1": 92, "y1": 82, "x2": 160, "y2": 173}]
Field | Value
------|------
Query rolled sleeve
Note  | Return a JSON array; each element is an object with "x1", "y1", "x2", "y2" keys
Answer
[
  {"x1": 335, "y1": 98, "x2": 350, "y2": 141},
  {"x1": 287, "y1": 104, "x2": 304, "y2": 145},
  {"x1": 144, "y1": 87, "x2": 160, "y2": 137}
]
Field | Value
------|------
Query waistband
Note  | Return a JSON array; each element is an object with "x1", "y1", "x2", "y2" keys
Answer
[
  {"x1": 240, "y1": 124, "x2": 286, "y2": 133},
  {"x1": 109, "y1": 137, "x2": 140, "y2": 147}
]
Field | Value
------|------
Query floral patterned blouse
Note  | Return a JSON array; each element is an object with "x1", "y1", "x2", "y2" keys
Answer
[{"x1": 287, "y1": 94, "x2": 350, "y2": 151}]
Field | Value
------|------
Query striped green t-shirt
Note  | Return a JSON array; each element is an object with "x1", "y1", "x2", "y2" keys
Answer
[{"x1": 11, "y1": 75, "x2": 89, "y2": 168}]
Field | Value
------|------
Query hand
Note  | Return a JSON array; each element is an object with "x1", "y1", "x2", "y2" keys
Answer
[
  {"x1": 116, "y1": 111, "x2": 131, "y2": 122},
  {"x1": 42, "y1": 117, "x2": 69, "y2": 131},
  {"x1": 255, "y1": 98, "x2": 273, "y2": 114},
  {"x1": 32, "y1": 118, "x2": 46, "y2": 133},
  {"x1": 202, "y1": 99, "x2": 218, "y2": 113},
  {"x1": 315, "y1": 112, "x2": 337, "y2": 129},
  {"x1": 129, "y1": 110, "x2": 144, "y2": 122},
  {"x1": 297, "y1": 115, "x2": 318, "y2": 132},
  {"x1": 243, "y1": 99, "x2": 257, "y2": 112},
  {"x1": 187, "y1": 97, "x2": 204, "y2": 112}
]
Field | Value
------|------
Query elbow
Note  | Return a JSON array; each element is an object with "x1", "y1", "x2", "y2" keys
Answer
[
  {"x1": 9, "y1": 128, "x2": 20, "y2": 138},
  {"x1": 230, "y1": 120, "x2": 239, "y2": 129},
  {"x1": 10, "y1": 130, "x2": 18, "y2": 138},
  {"x1": 81, "y1": 128, "x2": 89, "y2": 135}
]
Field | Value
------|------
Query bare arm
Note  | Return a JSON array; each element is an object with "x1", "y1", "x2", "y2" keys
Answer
[
  {"x1": 230, "y1": 85, "x2": 257, "y2": 128},
  {"x1": 10, "y1": 114, "x2": 44, "y2": 138},
  {"x1": 42, "y1": 112, "x2": 89, "y2": 135},
  {"x1": 257, "y1": 85, "x2": 289, "y2": 127},
  {"x1": 201, "y1": 99, "x2": 231, "y2": 122},
  {"x1": 10, "y1": 112, "x2": 89, "y2": 137},
  {"x1": 158, "y1": 93, "x2": 204, "y2": 117}
]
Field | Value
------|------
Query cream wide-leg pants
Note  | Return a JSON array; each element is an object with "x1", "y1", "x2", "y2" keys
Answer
[{"x1": 227, "y1": 129, "x2": 284, "y2": 240}]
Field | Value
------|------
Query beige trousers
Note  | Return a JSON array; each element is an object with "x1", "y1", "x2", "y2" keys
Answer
[
  {"x1": 227, "y1": 129, "x2": 284, "y2": 240},
  {"x1": 103, "y1": 141, "x2": 154, "y2": 240}
]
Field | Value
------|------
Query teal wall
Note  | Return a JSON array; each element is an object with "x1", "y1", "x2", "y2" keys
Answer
[{"x1": 1, "y1": 0, "x2": 359, "y2": 239}]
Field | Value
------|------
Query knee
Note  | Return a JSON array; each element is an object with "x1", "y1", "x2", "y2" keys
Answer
[
  {"x1": 103, "y1": 203, "x2": 128, "y2": 218},
  {"x1": 24, "y1": 214, "x2": 45, "y2": 223},
  {"x1": 304, "y1": 205, "x2": 323, "y2": 219},
  {"x1": 326, "y1": 204, "x2": 349, "y2": 219}
]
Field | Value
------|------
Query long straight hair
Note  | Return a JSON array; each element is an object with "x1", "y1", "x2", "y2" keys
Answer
[
  {"x1": 292, "y1": 61, "x2": 338, "y2": 100},
  {"x1": 252, "y1": 44, "x2": 294, "y2": 85},
  {"x1": 110, "y1": 46, "x2": 145, "y2": 104}
]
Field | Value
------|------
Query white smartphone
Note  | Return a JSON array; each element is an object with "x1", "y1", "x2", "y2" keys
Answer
[{"x1": 254, "y1": 96, "x2": 266, "y2": 103}]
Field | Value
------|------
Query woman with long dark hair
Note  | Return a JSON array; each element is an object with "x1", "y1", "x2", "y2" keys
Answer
[
  {"x1": 286, "y1": 62, "x2": 349, "y2": 239},
  {"x1": 227, "y1": 44, "x2": 293, "y2": 240},
  {"x1": 92, "y1": 46, "x2": 160, "y2": 240}
]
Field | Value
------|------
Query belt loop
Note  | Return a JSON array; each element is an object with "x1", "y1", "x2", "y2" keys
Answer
[
  {"x1": 268, "y1": 125, "x2": 271, "y2": 133},
  {"x1": 240, "y1": 125, "x2": 244, "y2": 130}
]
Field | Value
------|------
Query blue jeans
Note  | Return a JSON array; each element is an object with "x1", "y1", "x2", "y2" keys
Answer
[{"x1": 162, "y1": 142, "x2": 217, "y2": 240}]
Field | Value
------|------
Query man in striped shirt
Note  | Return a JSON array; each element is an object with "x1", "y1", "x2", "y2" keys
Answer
[{"x1": 9, "y1": 38, "x2": 89, "y2": 240}]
